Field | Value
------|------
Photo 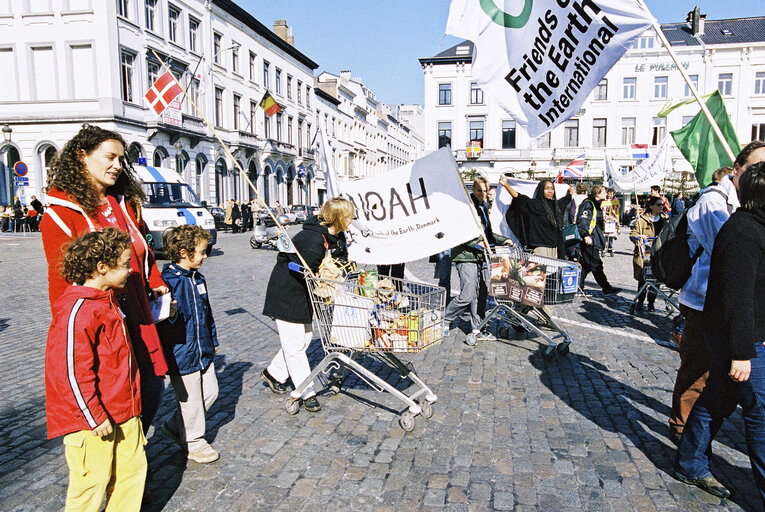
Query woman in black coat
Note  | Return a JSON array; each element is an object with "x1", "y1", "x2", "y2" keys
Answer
[
  {"x1": 260, "y1": 198, "x2": 355, "y2": 413},
  {"x1": 576, "y1": 185, "x2": 620, "y2": 295}
]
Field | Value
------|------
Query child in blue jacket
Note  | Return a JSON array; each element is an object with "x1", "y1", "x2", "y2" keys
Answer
[{"x1": 158, "y1": 225, "x2": 219, "y2": 464}]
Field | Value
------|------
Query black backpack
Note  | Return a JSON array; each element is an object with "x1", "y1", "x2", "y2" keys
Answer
[{"x1": 650, "y1": 188, "x2": 729, "y2": 290}]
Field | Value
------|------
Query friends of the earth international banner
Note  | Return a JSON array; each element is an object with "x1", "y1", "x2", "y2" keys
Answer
[
  {"x1": 446, "y1": 0, "x2": 655, "y2": 137},
  {"x1": 338, "y1": 148, "x2": 484, "y2": 265}
]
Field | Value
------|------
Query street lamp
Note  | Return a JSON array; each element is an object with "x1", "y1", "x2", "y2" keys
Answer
[{"x1": 2, "y1": 124, "x2": 11, "y2": 144}]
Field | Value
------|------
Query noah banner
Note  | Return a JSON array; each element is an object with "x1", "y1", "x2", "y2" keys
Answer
[
  {"x1": 446, "y1": 0, "x2": 655, "y2": 137},
  {"x1": 340, "y1": 148, "x2": 483, "y2": 265}
]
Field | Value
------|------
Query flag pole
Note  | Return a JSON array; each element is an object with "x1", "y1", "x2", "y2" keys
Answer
[
  {"x1": 148, "y1": 49, "x2": 315, "y2": 276},
  {"x1": 448, "y1": 148, "x2": 495, "y2": 257},
  {"x1": 650, "y1": 21, "x2": 736, "y2": 163}
]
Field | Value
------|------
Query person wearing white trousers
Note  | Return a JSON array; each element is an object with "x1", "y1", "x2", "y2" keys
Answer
[{"x1": 266, "y1": 321, "x2": 316, "y2": 399}]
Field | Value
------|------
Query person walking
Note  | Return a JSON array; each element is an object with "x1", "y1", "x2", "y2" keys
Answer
[
  {"x1": 40, "y1": 124, "x2": 169, "y2": 437},
  {"x1": 260, "y1": 198, "x2": 355, "y2": 413},
  {"x1": 575, "y1": 185, "x2": 621, "y2": 295},
  {"x1": 675, "y1": 160, "x2": 765, "y2": 503},
  {"x1": 630, "y1": 195, "x2": 668, "y2": 311}
]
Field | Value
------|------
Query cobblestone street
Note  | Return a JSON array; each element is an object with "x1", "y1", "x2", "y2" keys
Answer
[{"x1": 0, "y1": 230, "x2": 761, "y2": 511}]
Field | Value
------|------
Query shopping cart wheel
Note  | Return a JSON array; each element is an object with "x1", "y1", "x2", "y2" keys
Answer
[
  {"x1": 556, "y1": 341, "x2": 571, "y2": 357},
  {"x1": 665, "y1": 302, "x2": 673, "y2": 314},
  {"x1": 328, "y1": 379, "x2": 342, "y2": 395},
  {"x1": 286, "y1": 398, "x2": 300, "y2": 415},
  {"x1": 497, "y1": 325, "x2": 510, "y2": 340},
  {"x1": 399, "y1": 412, "x2": 415, "y2": 432},
  {"x1": 419, "y1": 401, "x2": 433, "y2": 419},
  {"x1": 542, "y1": 345, "x2": 556, "y2": 360}
]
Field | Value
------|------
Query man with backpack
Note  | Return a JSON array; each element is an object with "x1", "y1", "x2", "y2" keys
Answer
[{"x1": 669, "y1": 141, "x2": 765, "y2": 458}]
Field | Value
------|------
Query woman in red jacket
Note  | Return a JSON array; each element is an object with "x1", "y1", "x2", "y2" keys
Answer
[{"x1": 40, "y1": 124, "x2": 169, "y2": 434}]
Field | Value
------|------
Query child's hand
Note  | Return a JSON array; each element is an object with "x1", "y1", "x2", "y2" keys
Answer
[
  {"x1": 92, "y1": 419, "x2": 113, "y2": 437},
  {"x1": 151, "y1": 286, "x2": 169, "y2": 301},
  {"x1": 214, "y1": 346, "x2": 218, "y2": 353}
]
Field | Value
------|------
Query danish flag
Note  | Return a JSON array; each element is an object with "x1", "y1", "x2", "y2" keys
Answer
[{"x1": 144, "y1": 71, "x2": 183, "y2": 115}]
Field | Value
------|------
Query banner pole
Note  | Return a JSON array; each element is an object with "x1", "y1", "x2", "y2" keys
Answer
[
  {"x1": 651, "y1": 22, "x2": 736, "y2": 163},
  {"x1": 448, "y1": 149, "x2": 494, "y2": 258},
  {"x1": 148, "y1": 49, "x2": 314, "y2": 276}
]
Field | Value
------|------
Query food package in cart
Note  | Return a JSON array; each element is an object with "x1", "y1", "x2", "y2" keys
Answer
[
  {"x1": 356, "y1": 269, "x2": 378, "y2": 298},
  {"x1": 329, "y1": 290, "x2": 374, "y2": 348}
]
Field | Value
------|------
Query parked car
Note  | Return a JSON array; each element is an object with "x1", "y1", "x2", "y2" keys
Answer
[
  {"x1": 291, "y1": 205, "x2": 308, "y2": 223},
  {"x1": 258, "y1": 207, "x2": 295, "y2": 225},
  {"x1": 208, "y1": 207, "x2": 226, "y2": 231}
]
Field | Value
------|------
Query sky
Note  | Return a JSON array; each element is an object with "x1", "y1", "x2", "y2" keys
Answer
[{"x1": 238, "y1": 1, "x2": 764, "y2": 107}]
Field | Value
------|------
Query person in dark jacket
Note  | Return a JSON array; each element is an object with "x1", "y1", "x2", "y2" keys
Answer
[
  {"x1": 576, "y1": 185, "x2": 620, "y2": 295},
  {"x1": 158, "y1": 225, "x2": 220, "y2": 464},
  {"x1": 260, "y1": 197, "x2": 354, "y2": 413},
  {"x1": 675, "y1": 161, "x2": 765, "y2": 503},
  {"x1": 240, "y1": 200, "x2": 251, "y2": 231}
]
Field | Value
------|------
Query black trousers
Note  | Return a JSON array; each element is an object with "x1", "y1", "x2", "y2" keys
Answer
[
  {"x1": 580, "y1": 244, "x2": 610, "y2": 290},
  {"x1": 636, "y1": 278, "x2": 657, "y2": 305}
]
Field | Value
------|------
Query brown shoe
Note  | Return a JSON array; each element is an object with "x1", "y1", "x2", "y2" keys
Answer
[{"x1": 675, "y1": 473, "x2": 731, "y2": 499}]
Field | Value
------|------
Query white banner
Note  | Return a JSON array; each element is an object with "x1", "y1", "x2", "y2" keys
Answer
[
  {"x1": 446, "y1": 0, "x2": 655, "y2": 137},
  {"x1": 608, "y1": 135, "x2": 671, "y2": 193},
  {"x1": 489, "y1": 178, "x2": 571, "y2": 242},
  {"x1": 340, "y1": 148, "x2": 484, "y2": 265}
]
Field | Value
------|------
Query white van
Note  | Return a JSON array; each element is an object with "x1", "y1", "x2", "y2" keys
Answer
[{"x1": 134, "y1": 165, "x2": 217, "y2": 255}]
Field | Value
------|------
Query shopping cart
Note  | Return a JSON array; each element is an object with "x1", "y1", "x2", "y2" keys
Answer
[
  {"x1": 476, "y1": 246, "x2": 582, "y2": 360},
  {"x1": 629, "y1": 237, "x2": 680, "y2": 315},
  {"x1": 285, "y1": 264, "x2": 444, "y2": 432}
]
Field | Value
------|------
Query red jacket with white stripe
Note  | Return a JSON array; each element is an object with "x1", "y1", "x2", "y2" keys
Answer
[{"x1": 45, "y1": 285, "x2": 141, "y2": 439}]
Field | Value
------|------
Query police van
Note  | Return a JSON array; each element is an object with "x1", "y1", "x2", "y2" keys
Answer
[{"x1": 134, "y1": 165, "x2": 217, "y2": 255}]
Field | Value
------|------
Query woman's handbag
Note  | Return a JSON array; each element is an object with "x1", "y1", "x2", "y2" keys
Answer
[
  {"x1": 313, "y1": 236, "x2": 355, "y2": 299},
  {"x1": 562, "y1": 224, "x2": 582, "y2": 247}
]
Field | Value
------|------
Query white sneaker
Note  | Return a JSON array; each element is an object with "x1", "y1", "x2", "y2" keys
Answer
[{"x1": 187, "y1": 443, "x2": 219, "y2": 464}]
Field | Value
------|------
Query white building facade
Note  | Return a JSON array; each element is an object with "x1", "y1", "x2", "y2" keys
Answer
[
  {"x1": 420, "y1": 10, "x2": 765, "y2": 187},
  {"x1": 0, "y1": 0, "x2": 320, "y2": 208}
]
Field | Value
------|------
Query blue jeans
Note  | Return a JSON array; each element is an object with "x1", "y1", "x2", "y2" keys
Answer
[
  {"x1": 443, "y1": 260, "x2": 487, "y2": 332},
  {"x1": 434, "y1": 250, "x2": 451, "y2": 300},
  {"x1": 676, "y1": 339, "x2": 765, "y2": 505}
]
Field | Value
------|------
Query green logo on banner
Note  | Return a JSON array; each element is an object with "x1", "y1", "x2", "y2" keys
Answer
[{"x1": 479, "y1": 0, "x2": 533, "y2": 28}]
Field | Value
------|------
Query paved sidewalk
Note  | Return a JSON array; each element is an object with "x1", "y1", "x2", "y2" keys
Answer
[{"x1": 0, "y1": 231, "x2": 760, "y2": 511}]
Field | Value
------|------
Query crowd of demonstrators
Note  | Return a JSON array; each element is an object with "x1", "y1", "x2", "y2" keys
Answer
[
  {"x1": 575, "y1": 185, "x2": 621, "y2": 295},
  {"x1": 602, "y1": 188, "x2": 621, "y2": 256},
  {"x1": 0, "y1": 194, "x2": 44, "y2": 232},
  {"x1": 260, "y1": 198, "x2": 354, "y2": 413},
  {"x1": 443, "y1": 177, "x2": 511, "y2": 346},
  {"x1": 630, "y1": 195, "x2": 668, "y2": 311},
  {"x1": 671, "y1": 191, "x2": 686, "y2": 217}
]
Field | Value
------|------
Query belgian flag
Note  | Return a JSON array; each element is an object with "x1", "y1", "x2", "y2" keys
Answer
[{"x1": 259, "y1": 91, "x2": 281, "y2": 117}]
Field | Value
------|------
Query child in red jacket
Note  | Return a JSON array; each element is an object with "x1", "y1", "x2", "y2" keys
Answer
[{"x1": 45, "y1": 228, "x2": 146, "y2": 512}]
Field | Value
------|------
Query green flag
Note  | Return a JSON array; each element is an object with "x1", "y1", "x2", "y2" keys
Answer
[{"x1": 671, "y1": 90, "x2": 741, "y2": 188}]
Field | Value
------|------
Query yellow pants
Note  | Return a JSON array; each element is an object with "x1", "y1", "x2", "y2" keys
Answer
[{"x1": 63, "y1": 416, "x2": 147, "y2": 512}]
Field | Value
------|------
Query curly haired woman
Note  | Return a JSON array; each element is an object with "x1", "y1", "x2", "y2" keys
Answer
[{"x1": 40, "y1": 124, "x2": 169, "y2": 435}]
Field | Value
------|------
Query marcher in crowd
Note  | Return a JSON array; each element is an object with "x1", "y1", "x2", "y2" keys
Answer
[
  {"x1": 261, "y1": 198, "x2": 354, "y2": 413},
  {"x1": 158, "y1": 225, "x2": 220, "y2": 464},
  {"x1": 675, "y1": 160, "x2": 765, "y2": 503},
  {"x1": 231, "y1": 200, "x2": 241, "y2": 233},
  {"x1": 650, "y1": 185, "x2": 671, "y2": 214},
  {"x1": 45, "y1": 228, "x2": 145, "y2": 511},
  {"x1": 30, "y1": 195, "x2": 44, "y2": 229},
  {"x1": 576, "y1": 185, "x2": 621, "y2": 295},
  {"x1": 224, "y1": 199, "x2": 234, "y2": 232},
  {"x1": 602, "y1": 188, "x2": 620, "y2": 257},
  {"x1": 568, "y1": 182, "x2": 589, "y2": 224},
  {"x1": 671, "y1": 191, "x2": 686, "y2": 217},
  {"x1": 240, "y1": 200, "x2": 251, "y2": 232},
  {"x1": 12, "y1": 195, "x2": 23, "y2": 231},
  {"x1": 444, "y1": 176, "x2": 511, "y2": 346},
  {"x1": 669, "y1": 142, "x2": 765, "y2": 446},
  {"x1": 710, "y1": 166, "x2": 734, "y2": 185},
  {"x1": 40, "y1": 124, "x2": 169, "y2": 440},
  {"x1": 630, "y1": 195, "x2": 668, "y2": 311}
]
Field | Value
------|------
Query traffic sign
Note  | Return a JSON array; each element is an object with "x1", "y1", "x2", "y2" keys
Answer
[
  {"x1": 14, "y1": 177, "x2": 29, "y2": 186},
  {"x1": 13, "y1": 161, "x2": 28, "y2": 177}
]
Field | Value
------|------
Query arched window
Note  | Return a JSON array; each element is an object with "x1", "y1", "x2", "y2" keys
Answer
[
  {"x1": 263, "y1": 165, "x2": 271, "y2": 206},
  {"x1": 127, "y1": 142, "x2": 144, "y2": 165},
  {"x1": 153, "y1": 146, "x2": 169, "y2": 167},
  {"x1": 194, "y1": 155, "x2": 206, "y2": 199},
  {"x1": 247, "y1": 160, "x2": 259, "y2": 202},
  {"x1": 1, "y1": 146, "x2": 21, "y2": 206},
  {"x1": 215, "y1": 158, "x2": 227, "y2": 206}
]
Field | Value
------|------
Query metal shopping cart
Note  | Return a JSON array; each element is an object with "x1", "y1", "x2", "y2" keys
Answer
[
  {"x1": 476, "y1": 246, "x2": 582, "y2": 360},
  {"x1": 629, "y1": 237, "x2": 680, "y2": 315},
  {"x1": 286, "y1": 265, "x2": 444, "y2": 432}
]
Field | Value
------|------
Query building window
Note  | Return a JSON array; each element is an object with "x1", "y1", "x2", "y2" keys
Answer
[
  {"x1": 233, "y1": 94, "x2": 240, "y2": 130},
  {"x1": 264, "y1": 114, "x2": 271, "y2": 139},
  {"x1": 188, "y1": 17, "x2": 199, "y2": 53},
  {"x1": 682, "y1": 115, "x2": 695, "y2": 126},
  {"x1": 654, "y1": 76, "x2": 668, "y2": 99},
  {"x1": 146, "y1": 59, "x2": 159, "y2": 92},
  {"x1": 213, "y1": 32, "x2": 222, "y2": 65},
  {"x1": 249, "y1": 100, "x2": 257, "y2": 135},
  {"x1": 594, "y1": 79, "x2": 607, "y2": 101},
  {"x1": 117, "y1": 0, "x2": 129, "y2": 18},
  {"x1": 263, "y1": 61, "x2": 270, "y2": 89},
  {"x1": 120, "y1": 50, "x2": 134, "y2": 102},
  {"x1": 286, "y1": 75, "x2": 292, "y2": 100},
  {"x1": 144, "y1": 0, "x2": 157, "y2": 32},
  {"x1": 306, "y1": 86, "x2": 311, "y2": 108},
  {"x1": 189, "y1": 78, "x2": 200, "y2": 113},
  {"x1": 752, "y1": 122, "x2": 765, "y2": 141},
  {"x1": 214, "y1": 87, "x2": 223, "y2": 127},
  {"x1": 438, "y1": 122, "x2": 451, "y2": 148},
  {"x1": 438, "y1": 83, "x2": 451, "y2": 105},
  {"x1": 276, "y1": 112, "x2": 282, "y2": 141},
  {"x1": 652, "y1": 117, "x2": 666, "y2": 145},
  {"x1": 683, "y1": 74, "x2": 699, "y2": 97},
  {"x1": 623, "y1": 77, "x2": 636, "y2": 99},
  {"x1": 231, "y1": 43, "x2": 239, "y2": 73},
  {"x1": 632, "y1": 36, "x2": 654, "y2": 49},
  {"x1": 468, "y1": 120, "x2": 484, "y2": 147},
  {"x1": 248, "y1": 51, "x2": 256, "y2": 81},
  {"x1": 168, "y1": 5, "x2": 179, "y2": 43},
  {"x1": 297, "y1": 80, "x2": 302, "y2": 105},
  {"x1": 470, "y1": 82, "x2": 483, "y2": 105},
  {"x1": 288, "y1": 116, "x2": 293, "y2": 144},
  {"x1": 501, "y1": 120, "x2": 516, "y2": 149},
  {"x1": 593, "y1": 118, "x2": 607, "y2": 147},
  {"x1": 564, "y1": 120, "x2": 579, "y2": 147},
  {"x1": 621, "y1": 117, "x2": 636, "y2": 145},
  {"x1": 755, "y1": 72, "x2": 765, "y2": 95},
  {"x1": 535, "y1": 133, "x2": 551, "y2": 148},
  {"x1": 332, "y1": 117, "x2": 336, "y2": 137},
  {"x1": 718, "y1": 73, "x2": 733, "y2": 96},
  {"x1": 275, "y1": 68, "x2": 281, "y2": 95},
  {"x1": 297, "y1": 119, "x2": 303, "y2": 150}
]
